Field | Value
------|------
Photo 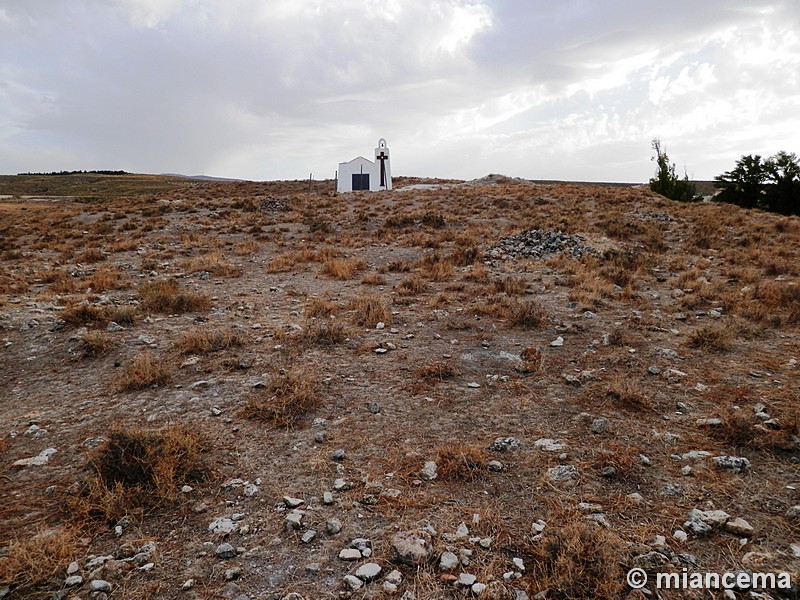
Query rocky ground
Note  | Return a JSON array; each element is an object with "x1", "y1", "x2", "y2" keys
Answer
[{"x1": 0, "y1": 174, "x2": 799, "y2": 599}]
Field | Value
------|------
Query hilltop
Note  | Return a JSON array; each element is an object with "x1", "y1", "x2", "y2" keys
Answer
[{"x1": 0, "y1": 175, "x2": 798, "y2": 599}]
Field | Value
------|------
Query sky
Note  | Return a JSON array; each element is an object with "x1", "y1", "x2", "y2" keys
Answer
[{"x1": 1, "y1": 1, "x2": 799, "y2": 183}]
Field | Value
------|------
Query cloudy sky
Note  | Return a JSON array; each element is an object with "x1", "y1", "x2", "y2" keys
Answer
[{"x1": 2, "y1": 1, "x2": 799, "y2": 182}]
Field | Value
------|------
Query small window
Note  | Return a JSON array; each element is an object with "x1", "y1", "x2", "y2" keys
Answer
[{"x1": 352, "y1": 174, "x2": 370, "y2": 191}]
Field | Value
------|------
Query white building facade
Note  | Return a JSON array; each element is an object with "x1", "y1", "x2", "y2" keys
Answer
[{"x1": 337, "y1": 138, "x2": 392, "y2": 193}]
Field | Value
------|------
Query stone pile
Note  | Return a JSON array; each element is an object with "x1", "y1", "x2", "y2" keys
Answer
[
  {"x1": 488, "y1": 229, "x2": 596, "y2": 260},
  {"x1": 260, "y1": 197, "x2": 289, "y2": 211}
]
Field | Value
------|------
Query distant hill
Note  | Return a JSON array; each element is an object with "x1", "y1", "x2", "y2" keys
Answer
[{"x1": 159, "y1": 173, "x2": 246, "y2": 182}]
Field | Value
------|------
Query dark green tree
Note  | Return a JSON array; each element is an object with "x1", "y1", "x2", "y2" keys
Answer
[
  {"x1": 649, "y1": 139, "x2": 697, "y2": 202},
  {"x1": 764, "y1": 151, "x2": 800, "y2": 215},
  {"x1": 714, "y1": 154, "x2": 766, "y2": 209},
  {"x1": 714, "y1": 151, "x2": 799, "y2": 215}
]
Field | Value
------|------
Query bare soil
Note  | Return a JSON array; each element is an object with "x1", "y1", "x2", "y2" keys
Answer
[{"x1": 0, "y1": 175, "x2": 798, "y2": 599}]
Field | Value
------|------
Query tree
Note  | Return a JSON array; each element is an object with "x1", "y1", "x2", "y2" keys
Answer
[
  {"x1": 714, "y1": 154, "x2": 766, "y2": 209},
  {"x1": 714, "y1": 151, "x2": 800, "y2": 215},
  {"x1": 764, "y1": 151, "x2": 800, "y2": 215},
  {"x1": 649, "y1": 139, "x2": 697, "y2": 202}
]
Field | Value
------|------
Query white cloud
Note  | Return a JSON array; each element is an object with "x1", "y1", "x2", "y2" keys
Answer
[{"x1": 0, "y1": 0, "x2": 798, "y2": 180}]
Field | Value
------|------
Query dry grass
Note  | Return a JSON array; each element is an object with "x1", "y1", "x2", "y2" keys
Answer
[
  {"x1": 603, "y1": 378, "x2": 652, "y2": 412},
  {"x1": 709, "y1": 402, "x2": 800, "y2": 452},
  {"x1": 415, "y1": 360, "x2": 459, "y2": 382},
  {"x1": 183, "y1": 249, "x2": 242, "y2": 277},
  {"x1": 233, "y1": 239, "x2": 261, "y2": 256},
  {"x1": 348, "y1": 294, "x2": 391, "y2": 328},
  {"x1": 361, "y1": 272, "x2": 387, "y2": 286},
  {"x1": 76, "y1": 247, "x2": 105, "y2": 263},
  {"x1": 432, "y1": 444, "x2": 489, "y2": 482},
  {"x1": 0, "y1": 527, "x2": 79, "y2": 595},
  {"x1": 415, "y1": 253, "x2": 454, "y2": 281},
  {"x1": 320, "y1": 257, "x2": 367, "y2": 280},
  {"x1": 529, "y1": 521, "x2": 626, "y2": 600},
  {"x1": 493, "y1": 275, "x2": 528, "y2": 296},
  {"x1": 241, "y1": 371, "x2": 320, "y2": 428},
  {"x1": 299, "y1": 319, "x2": 350, "y2": 347},
  {"x1": 138, "y1": 279, "x2": 211, "y2": 314},
  {"x1": 175, "y1": 327, "x2": 244, "y2": 354},
  {"x1": 396, "y1": 274, "x2": 429, "y2": 295},
  {"x1": 78, "y1": 331, "x2": 115, "y2": 358},
  {"x1": 86, "y1": 266, "x2": 127, "y2": 292},
  {"x1": 61, "y1": 303, "x2": 107, "y2": 326},
  {"x1": 117, "y1": 352, "x2": 173, "y2": 390},
  {"x1": 305, "y1": 296, "x2": 338, "y2": 318},
  {"x1": 498, "y1": 297, "x2": 549, "y2": 328},
  {"x1": 687, "y1": 322, "x2": 733, "y2": 352},
  {"x1": 68, "y1": 424, "x2": 209, "y2": 524}
]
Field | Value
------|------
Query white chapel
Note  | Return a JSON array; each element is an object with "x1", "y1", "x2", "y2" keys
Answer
[{"x1": 337, "y1": 138, "x2": 392, "y2": 193}]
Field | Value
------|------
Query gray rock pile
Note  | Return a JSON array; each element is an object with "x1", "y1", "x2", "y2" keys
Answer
[
  {"x1": 488, "y1": 229, "x2": 596, "y2": 260},
  {"x1": 260, "y1": 197, "x2": 289, "y2": 211}
]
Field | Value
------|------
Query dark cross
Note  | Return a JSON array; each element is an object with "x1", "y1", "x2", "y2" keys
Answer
[{"x1": 377, "y1": 151, "x2": 388, "y2": 187}]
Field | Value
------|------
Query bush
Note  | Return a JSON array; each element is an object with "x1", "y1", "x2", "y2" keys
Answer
[
  {"x1": 649, "y1": 139, "x2": 698, "y2": 202},
  {"x1": 68, "y1": 424, "x2": 209, "y2": 524}
]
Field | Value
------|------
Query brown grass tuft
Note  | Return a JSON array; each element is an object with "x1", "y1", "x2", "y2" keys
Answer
[
  {"x1": 139, "y1": 279, "x2": 211, "y2": 314},
  {"x1": 502, "y1": 298, "x2": 548, "y2": 328},
  {"x1": 68, "y1": 424, "x2": 209, "y2": 524},
  {"x1": 183, "y1": 249, "x2": 242, "y2": 277},
  {"x1": 0, "y1": 527, "x2": 79, "y2": 594},
  {"x1": 493, "y1": 275, "x2": 528, "y2": 296},
  {"x1": 305, "y1": 296, "x2": 338, "y2": 318},
  {"x1": 175, "y1": 327, "x2": 244, "y2": 354},
  {"x1": 415, "y1": 360, "x2": 459, "y2": 382},
  {"x1": 396, "y1": 274, "x2": 429, "y2": 295},
  {"x1": 604, "y1": 378, "x2": 651, "y2": 411},
  {"x1": 241, "y1": 371, "x2": 320, "y2": 428},
  {"x1": 61, "y1": 303, "x2": 106, "y2": 326},
  {"x1": 348, "y1": 294, "x2": 391, "y2": 328},
  {"x1": 299, "y1": 320, "x2": 350, "y2": 347},
  {"x1": 433, "y1": 444, "x2": 489, "y2": 482},
  {"x1": 687, "y1": 322, "x2": 733, "y2": 352},
  {"x1": 78, "y1": 331, "x2": 115, "y2": 358},
  {"x1": 321, "y1": 257, "x2": 367, "y2": 280},
  {"x1": 117, "y1": 352, "x2": 173, "y2": 390},
  {"x1": 530, "y1": 521, "x2": 625, "y2": 600}
]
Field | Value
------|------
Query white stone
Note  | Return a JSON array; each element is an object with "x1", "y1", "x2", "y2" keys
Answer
[
  {"x1": 339, "y1": 548, "x2": 362, "y2": 561},
  {"x1": 472, "y1": 582, "x2": 487, "y2": 594},
  {"x1": 88, "y1": 580, "x2": 111, "y2": 593},
  {"x1": 385, "y1": 569, "x2": 403, "y2": 585},
  {"x1": 12, "y1": 447, "x2": 57, "y2": 467},
  {"x1": 420, "y1": 461, "x2": 438, "y2": 481},
  {"x1": 457, "y1": 573, "x2": 477, "y2": 587},
  {"x1": 440, "y1": 552, "x2": 459, "y2": 571},
  {"x1": 356, "y1": 562, "x2": 382, "y2": 581},
  {"x1": 343, "y1": 574, "x2": 363, "y2": 590},
  {"x1": 208, "y1": 517, "x2": 237, "y2": 534},
  {"x1": 724, "y1": 518, "x2": 753, "y2": 536},
  {"x1": 534, "y1": 438, "x2": 565, "y2": 452}
]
